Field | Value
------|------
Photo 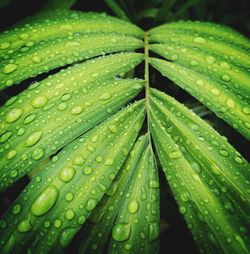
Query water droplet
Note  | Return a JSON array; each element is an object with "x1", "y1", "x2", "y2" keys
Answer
[
  {"x1": 9, "y1": 169, "x2": 18, "y2": 178},
  {"x1": 128, "y1": 198, "x2": 139, "y2": 214},
  {"x1": 149, "y1": 179, "x2": 159, "y2": 188},
  {"x1": 234, "y1": 156, "x2": 243, "y2": 164},
  {"x1": 17, "y1": 218, "x2": 32, "y2": 232},
  {"x1": 31, "y1": 147, "x2": 45, "y2": 160},
  {"x1": 71, "y1": 105, "x2": 83, "y2": 115},
  {"x1": 54, "y1": 219, "x2": 62, "y2": 228},
  {"x1": 25, "y1": 130, "x2": 43, "y2": 147},
  {"x1": 58, "y1": 228, "x2": 76, "y2": 247},
  {"x1": 108, "y1": 124, "x2": 118, "y2": 133},
  {"x1": 99, "y1": 93, "x2": 112, "y2": 101},
  {"x1": 65, "y1": 209, "x2": 75, "y2": 220},
  {"x1": 11, "y1": 203, "x2": 22, "y2": 215},
  {"x1": 0, "y1": 219, "x2": 7, "y2": 229},
  {"x1": 0, "y1": 131, "x2": 12, "y2": 143},
  {"x1": 205, "y1": 56, "x2": 215, "y2": 64},
  {"x1": 58, "y1": 102, "x2": 68, "y2": 111},
  {"x1": 3, "y1": 63, "x2": 18, "y2": 74},
  {"x1": 148, "y1": 221, "x2": 160, "y2": 242},
  {"x1": 32, "y1": 56, "x2": 42, "y2": 63},
  {"x1": 6, "y1": 108, "x2": 23, "y2": 123},
  {"x1": 31, "y1": 185, "x2": 59, "y2": 216},
  {"x1": 219, "y1": 149, "x2": 229, "y2": 157},
  {"x1": 242, "y1": 107, "x2": 250, "y2": 115},
  {"x1": 125, "y1": 243, "x2": 132, "y2": 250},
  {"x1": 77, "y1": 215, "x2": 86, "y2": 225},
  {"x1": 65, "y1": 192, "x2": 74, "y2": 202},
  {"x1": 0, "y1": 41, "x2": 11, "y2": 49},
  {"x1": 112, "y1": 223, "x2": 131, "y2": 241},
  {"x1": 196, "y1": 79, "x2": 204, "y2": 86},
  {"x1": 104, "y1": 159, "x2": 114, "y2": 166},
  {"x1": 226, "y1": 99, "x2": 235, "y2": 108},
  {"x1": 210, "y1": 88, "x2": 220, "y2": 96},
  {"x1": 73, "y1": 156, "x2": 85, "y2": 165},
  {"x1": 169, "y1": 150, "x2": 182, "y2": 159},
  {"x1": 6, "y1": 149, "x2": 17, "y2": 160},
  {"x1": 193, "y1": 37, "x2": 206, "y2": 44},
  {"x1": 82, "y1": 166, "x2": 92, "y2": 175},
  {"x1": 17, "y1": 127, "x2": 26, "y2": 136},
  {"x1": 59, "y1": 166, "x2": 76, "y2": 182},
  {"x1": 24, "y1": 114, "x2": 36, "y2": 124},
  {"x1": 86, "y1": 198, "x2": 98, "y2": 211},
  {"x1": 95, "y1": 156, "x2": 103, "y2": 163},
  {"x1": 191, "y1": 161, "x2": 202, "y2": 173},
  {"x1": 31, "y1": 96, "x2": 48, "y2": 108},
  {"x1": 179, "y1": 206, "x2": 187, "y2": 214},
  {"x1": 221, "y1": 74, "x2": 231, "y2": 82},
  {"x1": 65, "y1": 41, "x2": 81, "y2": 47}
]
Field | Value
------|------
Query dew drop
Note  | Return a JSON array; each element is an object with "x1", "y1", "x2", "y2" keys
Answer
[
  {"x1": 128, "y1": 198, "x2": 139, "y2": 214},
  {"x1": 3, "y1": 63, "x2": 18, "y2": 74},
  {"x1": 210, "y1": 88, "x2": 220, "y2": 96},
  {"x1": 54, "y1": 219, "x2": 62, "y2": 228},
  {"x1": 169, "y1": 150, "x2": 182, "y2": 159},
  {"x1": 221, "y1": 74, "x2": 231, "y2": 82},
  {"x1": 73, "y1": 156, "x2": 85, "y2": 165},
  {"x1": 17, "y1": 218, "x2": 32, "y2": 232},
  {"x1": 149, "y1": 179, "x2": 159, "y2": 188},
  {"x1": 112, "y1": 223, "x2": 131, "y2": 241},
  {"x1": 234, "y1": 156, "x2": 243, "y2": 164},
  {"x1": 71, "y1": 105, "x2": 84, "y2": 115},
  {"x1": 31, "y1": 147, "x2": 45, "y2": 160},
  {"x1": 0, "y1": 131, "x2": 12, "y2": 143},
  {"x1": 9, "y1": 169, "x2": 18, "y2": 178},
  {"x1": 0, "y1": 41, "x2": 11, "y2": 49},
  {"x1": 6, "y1": 149, "x2": 17, "y2": 160},
  {"x1": 59, "y1": 166, "x2": 76, "y2": 182},
  {"x1": 95, "y1": 156, "x2": 103, "y2": 163},
  {"x1": 58, "y1": 228, "x2": 76, "y2": 247},
  {"x1": 86, "y1": 198, "x2": 98, "y2": 211},
  {"x1": 191, "y1": 161, "x2": 202, "y2": 174},
  {"x1": 31, "y1": 185, "x2": 59, "y2": 216},
  {"x1": 82, "y1": 166, "x2": 92, "y2": 175},
  {"x1": 11, "y1": 203, "x2": 22, "y2": 215},
  {"x1": 6, "y1": 108, "x2": 23, "y2": 123},
  {"x1": 193, "y1": 37, "x2": 206, "y2": 44},
  {"x1": 99, "y1": 93, "x2": 112, "y2": 101},
  {"x1": 179, "y1": 206, "x2": 187, "y2": 214},
  {"x1": 32, "y1": 56, "x2": 42, "y2": 63},
  {"x1": 148, "y1": 221, "x2": 160, "y2": 242},
  {"x1": 77, "y1": 215, "x2": 86, "y2": 225},
  {"x1": 242, "y1": 107, "x2": 250, "y2": 115},
  {"x1": 219, "y1": 149, "x2": 229, "y2": 157},
  {"x1": 65, "y1": 209, "x2": 75, "y2": 220},
  {"x1": 108, "y1": 124, "x2": 118, "y2": 133},
  {"x1": 58, "y1": 102, "x2": 68, "y2": 111},
  {"x1": 25, "y1": 130, "x2": 43, "y2": 147},
  {"x1": 31, "y1": 96, "x2": 48, "y2": 108}
]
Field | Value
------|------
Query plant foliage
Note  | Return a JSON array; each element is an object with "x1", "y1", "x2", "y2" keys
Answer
[{"x1": 0, "y1": 1, "x2": 249, "y2": 254}]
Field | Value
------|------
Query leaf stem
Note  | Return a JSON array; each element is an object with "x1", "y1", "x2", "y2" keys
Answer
[{"x1": 144, "y1": 32, "x2": 153, "y2": 149}]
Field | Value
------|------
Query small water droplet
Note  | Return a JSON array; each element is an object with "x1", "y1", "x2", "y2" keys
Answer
[
  {"x1": 221, "y1": 74, "x2": 231, "y2": 82},
  {"x1": 193, "y1": 37, "x2": 206, "y2": 44},
  {"x1": 65, "y1": 209, "x2": 75, "y2": 220},
  {"x1": 17, "y1": 218, "x2": 32, "y2": 232},
  {"x1": 99, "y1": 93, "x2": 111, "y2": 101},
  {"x1": 0, "y1": 131, "x2": 12, "y2": 143},
  {"x1": 65, "y1": 192, "x2": 74, "y2": 202},
  {"x1": 234, "y1": 156, "x2": 243, "y2": 164},
  {"x1": 6, "y1": 149, "x2": 17, "y2": 160},
  {"x1": 31, "y1": 147, "x2": 45, "y2": 160},
  {"x1": 31, "y1": 185, "x2": 59, "y2": 216},
  {"x1": 58, "y1": 228, "x2": 76, "y2": 247},
  {"x1": 219, "y1": 149, "x2": 229, "y2": 157},
  {"x1": 58, "y1": 102, "x2": 68, "y2": 111},
  {"x1": 149, "y1": 179, "x2": 159, "y2": 188},
  {"x1": 242, "y1": 107, "x2": 250, "y2": 115},
  {"x1": 210, "y1": 88, "x2": 220, "y2": 96},
  {"x1": 32, "y1": 56, "x2": 42, "y2": 63},
  {"x1": 77, "y1": 215, "x2": 86, "y2": 225},
  {"x1": 11, "y1": 203, "x2": 22, "y2": 215},
  {"x1": 169, "y1": 150, "x2": 182, "y2": 159},
  {"x1": 54, "y1": 219, "x2": 62, "y2": 228},
  {"x1": 71, "y1": 105, "x2": 83, "y2": 115},
  {"x1": 108, "y1": 124, "x2": 118, "y2": 133},
  {"x1": 95, "y1": 156, "x2": 103, "y2": 163},
  {"x1": 0, "y1": 41, "x2": 11, "y2": 49},
  {"x1": 82, "y1": 166, "x2": 92, "y2": 175},
  {"x1": 179, "y1": 206, "x2": 187, "y2": 214}
]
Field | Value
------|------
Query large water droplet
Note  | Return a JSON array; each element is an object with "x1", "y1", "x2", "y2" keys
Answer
[
  {"x1": 31, "y1": 147, "x2": 45, "y2": 160},
  {"x1": 65, "y1": 209, "x2": 75, "y2": 220},
  {"x1": 6, "y1": 108, "x2": 23, "y2": 123},
  {"x1": 148, "y1": 221, "x2": 160, "y2": 242},
  {"x1": 31, "y1": 96, "x2": 48, "y2": 108},
  {"x1": 3, "y1": 63, "x2": 18, "y2": 74},
  {"x1": 6, "y1": 149, "x2": 17, "y2": 160},
  {"x1": 17, "y1": 218, "x2": 32, "y2": 232},
  {"x1": 128, "y1": 198, "x2": 139, "y2": 214},
  {"x1": 86, "y1": 198, "x2": 98, "y2": 211},
  {"x1": 0, "y1": 131, "x2": 12, "y2": 143},
  {"x1": 25, "y1": 131, "x2": 43, "y2": 147},
  {"x1": 112, "y1": 223, "x2": 131, "y2": 241},
  {"x1": 31, "y1": 185, "x2": 59, "y2": 216},
  {"x1": 59, "y1": 166, "x2": 76, "y2": 182},
  {"x1": 71, "y1": 105, "x2": 84, "y2": 115}
]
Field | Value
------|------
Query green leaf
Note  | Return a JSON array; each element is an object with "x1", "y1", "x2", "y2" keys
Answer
[
  {"x1": 105, "y1": 0, "x2": 130, "y2": 21},
  {"x1": 0, "y1": 100, "x2": 145, "y2": 254},
  {"x1": 0, "y1": 11, "x2": 143, "y2": 90},
  {"x1": 0, "y1": 52, "x2": 144, "y2": 191},
  {"x1": 108, "y1": 144, "x2": 159, "y2": 253},
  {"x1": 149, "y1": 88, "x2": 250, "y2": 254},
  {"x1": 78, "y1": 134, "x2": 148, "y2": 254}
]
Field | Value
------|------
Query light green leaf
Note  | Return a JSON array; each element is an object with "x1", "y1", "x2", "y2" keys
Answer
[
  {"x1": 78, "y1": 134, "x2": 148, "y2": 254},
  {"x1": 0, "y1": 100, "x2": 145, "y2": 254},
  {"x1": 149, "y1": 88, "x2": 250, "y2": 254},
  {"x1": 0, "y1": 52, "x2": 144, "y2": 191},
  {"x1": 108, "y1": 145, "x2": 160, "y2": 253},
  {"x1": 105, "y1": 0, "x2": 130, "y2": 21}
]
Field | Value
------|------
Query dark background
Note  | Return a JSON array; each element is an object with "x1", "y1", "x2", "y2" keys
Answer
[{"x1": 0, "y1": 1, "x2": 249, "y2": 253}]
